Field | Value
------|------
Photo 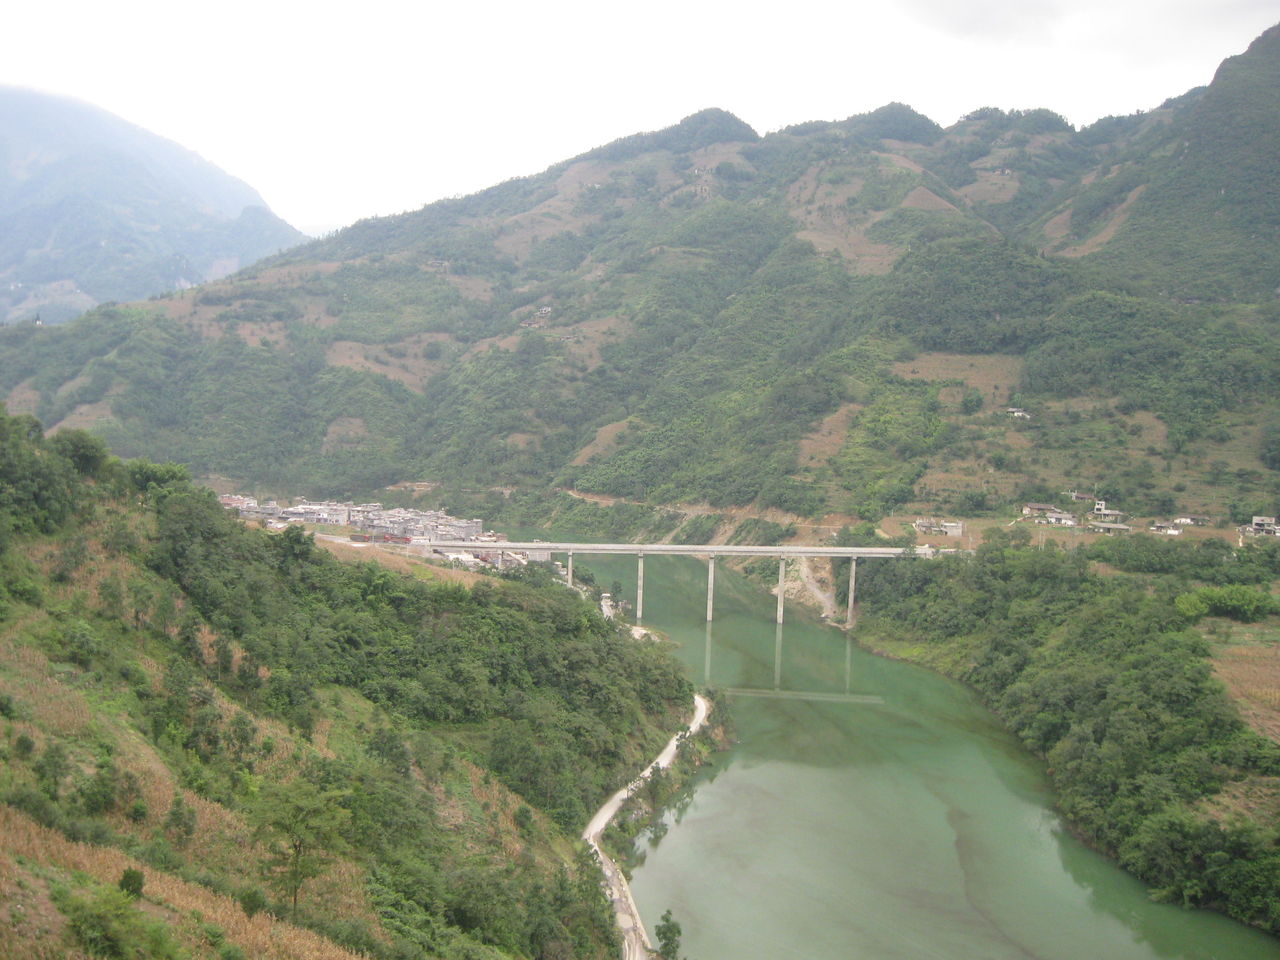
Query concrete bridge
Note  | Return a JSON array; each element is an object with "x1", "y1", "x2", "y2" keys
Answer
[{"x1": 425, "y1": 540, "x2": 928, "y2": 627}]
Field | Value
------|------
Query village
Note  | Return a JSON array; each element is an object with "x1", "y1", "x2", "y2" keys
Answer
[
  {"x1": 217, "y1": 495, "x2": 552, "y2": 571},
  {"x1": 910, "y1": 490, "x2": 1278, "y2": 546}
]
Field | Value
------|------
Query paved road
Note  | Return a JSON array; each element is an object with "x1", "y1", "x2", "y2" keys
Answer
[{"x1": 583, "y1": 694, "x2": 711, "y2": 960}]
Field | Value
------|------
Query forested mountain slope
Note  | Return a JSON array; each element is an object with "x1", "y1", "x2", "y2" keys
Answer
[
  {"x1": 0, "y1": 409, "x2": 690, "y2": 959},
  {"x1": 2, "y1": 26, "x2": 1278, "y2": 526},
  {"x1": 0, "y1": 88, "x2": 304, "y2": 324}
]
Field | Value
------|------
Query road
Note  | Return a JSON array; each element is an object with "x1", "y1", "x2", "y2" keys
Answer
[{"x1": 583, "y1": 694, "x2": 711, "y2": 960}]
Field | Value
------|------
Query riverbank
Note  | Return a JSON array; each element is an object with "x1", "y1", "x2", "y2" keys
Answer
[{"x1": 583, "y1": 694, "x2": 710, "y2": 960}]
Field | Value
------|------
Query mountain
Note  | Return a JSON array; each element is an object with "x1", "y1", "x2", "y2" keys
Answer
[
  {"x1": 0, "y1": 87, "x2": 305, "y2": 324},
  {"x1": 1, "y1": 26, "x2": 1279, "y2": 531}
]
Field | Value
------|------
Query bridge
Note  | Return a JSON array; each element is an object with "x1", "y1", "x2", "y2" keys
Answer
[{"x1": 424, "y1": 540, "x2": 928, "y2": 627}]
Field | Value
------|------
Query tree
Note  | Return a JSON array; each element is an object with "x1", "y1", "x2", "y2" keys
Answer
[
  {"x1": 656, "y1": 908, "x2": 683, "y2": 960},
  {"x1": 249, "y1": 779, "x2": 351, "y2": 914}
]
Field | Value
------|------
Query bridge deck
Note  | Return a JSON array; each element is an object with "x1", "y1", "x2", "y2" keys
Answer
[{"x1": 425, "y1": 540, "x2": 924, "y2": 559}]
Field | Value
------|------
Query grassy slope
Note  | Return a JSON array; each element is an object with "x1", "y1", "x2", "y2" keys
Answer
[{"x1": 0, "y1": 469, "x2": 691, "y2": 959}]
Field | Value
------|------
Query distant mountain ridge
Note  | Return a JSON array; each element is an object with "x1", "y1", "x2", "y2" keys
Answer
[{"x1": 0, "y1": 87, "x2": 305, "y2": 323}]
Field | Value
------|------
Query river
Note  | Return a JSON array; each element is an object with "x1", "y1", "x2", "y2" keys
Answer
[{"x1": 572, "y1": 553, "x2": 1279, "y2": 960}]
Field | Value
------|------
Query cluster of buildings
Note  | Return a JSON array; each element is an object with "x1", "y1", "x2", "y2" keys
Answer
[
  {"x1": 218, "y1": 495, "x2": 561, "y2": 572},
  {"x1": 914, "y1": 517, "x2": 965, "y2": 538},
  {"x1": 1242, "y1": 516, "x2": 1280, "y2": 538},
  {"x1": 219, "y1": 496, "x2": 485, "y2": 540},
  {"x1": 1020, "y1": 498, "x2": 1219, "y2": 537}
]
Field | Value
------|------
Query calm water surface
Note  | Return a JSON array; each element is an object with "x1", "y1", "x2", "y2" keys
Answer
[{"x1": 577, "y1": 554, "x2": 1279, "y2": 960}]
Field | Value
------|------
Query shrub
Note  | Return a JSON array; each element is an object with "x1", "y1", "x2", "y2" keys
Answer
[
  {"x1": 237, "y1": 886, "x2": 268, "y2": 918},
  {"x1": 118, "y1": 869, "x2": 144, "y2": 900}
]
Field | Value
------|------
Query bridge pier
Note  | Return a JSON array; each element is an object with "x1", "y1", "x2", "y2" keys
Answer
[
  {"x1": 846, "y1": 558, "x2": 857, "y2": 628},
  {"x1": 776, "y1": 558, "x2": 786, "y2": 624},
  {"x1": 636, "y1": 555, "x2": 645, "y2": 621},
  {"x1": 706, "y1": 556, "x2": 716, "y2": 621},
  {"x1": 567, "y1": 552, "x2": 574, "y2": 590}
]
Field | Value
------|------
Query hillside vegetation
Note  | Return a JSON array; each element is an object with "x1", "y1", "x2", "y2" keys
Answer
[
  {"x1": 0, "y1": 408, "x2": 690, "y2": 959},
  {"x1": 3, "y1": 28, "x2": 1279, "y2": 528},
  {"x1": 853, "y1": 529, "x2": 1280, "y2": 932}
]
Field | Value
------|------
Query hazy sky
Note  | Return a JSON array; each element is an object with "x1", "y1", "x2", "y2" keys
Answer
[{"x1": 5, "y1": 0, "x2": 1277, "y2": 235}]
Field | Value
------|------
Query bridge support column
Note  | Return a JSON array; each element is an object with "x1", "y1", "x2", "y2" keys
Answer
[
  {"x1": 706, "y1": 556, "x2": 716, "y2": 622},
  {"x1": 846, "y1": 558, "x2": 857, "y2": 628},
  {"x1": 776, "y1": 558, "x2": 786, "y2": 624},
  {"x1": 567, "y1": 552, "x2": 574, "y2": 590},
  {"x1": 636, "y1": 555, "x2": 645, "y2": 621}
]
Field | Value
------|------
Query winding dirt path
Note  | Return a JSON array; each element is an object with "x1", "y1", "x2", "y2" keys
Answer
[{"x1": 583, "y1": 694, "x2": 710, "y2": 960}]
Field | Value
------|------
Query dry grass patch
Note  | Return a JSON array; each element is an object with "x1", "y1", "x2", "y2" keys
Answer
[
  {"x1": 0, "y1": 806, "x2": 367, "y2": 960},
  {"x1": 0, "y1": 638, "x2": 92, "y2": 737},
  {"x1": 1202, "y1": 776, "x2": 1280, "y2": 825},
  {"x1": 1214, "y1": 640, "x2": 1280, "y2": 743},
  {"x1": 315, "y1": 538, "x2": 491, "y2": 587}
]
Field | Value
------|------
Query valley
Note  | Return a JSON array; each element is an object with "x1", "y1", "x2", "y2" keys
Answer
[{"x1": 2, "y1": 19, "x2": 1280, "y2": 960}]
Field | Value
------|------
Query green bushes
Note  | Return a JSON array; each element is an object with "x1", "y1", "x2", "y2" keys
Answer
[
  {"x1": 1176, "y1": 585, "x2": 1278, "y2": 623},
  {"x1": 53, "y1": 882, "x2": 182, "y2": 959}
]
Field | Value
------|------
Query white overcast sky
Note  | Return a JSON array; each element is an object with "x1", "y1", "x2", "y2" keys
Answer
[{"x1": 4, "y1": 0, "x2": 1278, "y2": 235}]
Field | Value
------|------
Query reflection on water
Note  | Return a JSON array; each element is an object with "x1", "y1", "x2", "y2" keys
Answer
[{"x1": 576, "y1": 554, "x2": 1278, "y2": 960}]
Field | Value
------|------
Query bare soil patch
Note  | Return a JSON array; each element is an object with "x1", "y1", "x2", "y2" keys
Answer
[
  {"x1": 892, "y1": 353, "x2": 1024, "y2": 405},
  {"x1": 4, "y1": 378, "x2": 40, "y2": 415},
  {"x1": 1042, "y1": 207, "x2": 1072, "y2": 241},
  {"x1": 324, "y1": 337, "x2": 449, "y2": 391},
  {"x1": 235, "y1": 319, "x2": 289, "y2": 348},
  {"x1": 571, "y1": 418, "x2": 632, "y2": 466},
  {"x1": 786, "y1": 161, "x2": 900, "y2": 274},
  {"x1": 560, "y1": 315, "x2": 625, "y2": 367},
  {"x1": 798, "y1": 403, "x2": 862, "y2": 466},
  {"x1": 461, "y1": 332, "x2": 523, "y2": 362},
  {"x1": 251, "y1": 261, "x2": 343, "y2": 285},
  {"x1": 901, "y1": 186, "x2": 958, "y2": 212},
  {"x1": 955, "y1": 170, "x2": 1021, "y2": 206},
  {"x1": 1050, "y1": 184, "x2": 1147, "y2": 258},
  {"x1": 491, "y1": 159, "x2": 623, "y2": 262}
]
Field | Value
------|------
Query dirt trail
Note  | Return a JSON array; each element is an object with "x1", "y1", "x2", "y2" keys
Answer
[{"x1": 583, "y1": 694, "x2": 710, "y2": 960}]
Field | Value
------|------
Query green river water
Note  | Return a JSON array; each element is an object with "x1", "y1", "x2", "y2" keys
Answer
[{"x1": 573, "y1": 554, "x2": 1279, "y2": 960}]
